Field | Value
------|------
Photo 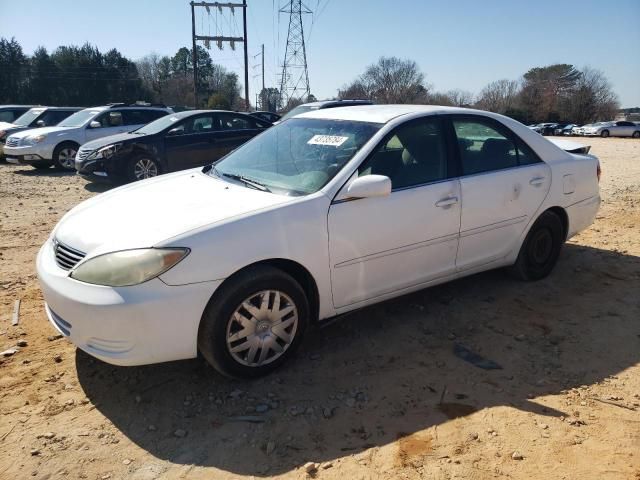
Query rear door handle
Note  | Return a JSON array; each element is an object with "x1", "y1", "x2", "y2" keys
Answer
[
  {"x1": 435, "y1": 196, "x2": 459, "y2": 208},
  {"x1": 529, "y1": 177, "x2": 546, "y2": 186}
]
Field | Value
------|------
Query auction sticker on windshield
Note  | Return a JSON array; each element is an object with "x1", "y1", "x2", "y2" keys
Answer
[{"x1": 308, "y1": 135, "x2": 349, "y2": 147}]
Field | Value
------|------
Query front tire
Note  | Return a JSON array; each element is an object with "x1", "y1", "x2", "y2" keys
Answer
[
  {"x1": 632, "y1": 131, "x2": 640, "y2": 139},
  {"x1": 53, "y1": 142, "x2": 79, "y2": 170},
  {"x1": 509, "y1": 211, "x2": 564, "y2": 281},
  {"x1": 600, "y1": 130, "x2": 610, "y2": 138},
  {"x1": 198, "y1": 265, "x2": 309, "y2": 378},
  {"x1": 127, "y1": 155, "x2": 160, "y2": 182}
]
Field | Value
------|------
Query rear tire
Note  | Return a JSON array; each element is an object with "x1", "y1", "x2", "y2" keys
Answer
[
  {"x1": 53, "y1": 142, "x2": 79, "y2": 171},
  {"x1": 198, "y1": 265, "x2": 309, "y2": 378},
  {"x1": 600, "y1": 130, "x2": 610, "y2": 138},
  {"x1": 508, "y1": 211, "x2": 564, "y2": 281}
]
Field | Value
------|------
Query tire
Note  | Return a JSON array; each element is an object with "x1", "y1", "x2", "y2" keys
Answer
[
  {"x1": 632, "y1": 131, "x2": 640, "y2": 139},
  {"x1": 53, "y1": 142, "x2": 79, "y2": 170},
  {"x1": 127, "y1": 155, "x2": 161, "y2": 182},
  {"x1": 32, "y1": 162, "x2": 53, "y2": 170},
  {"x1": 600, "y1": 130, "x2": 610, "y2": 138},
  {"x1": 508, "y1": 211, "x2": 564, "y2": 281},
  {"x1": 198, "y1": 265, "x2": 309, "y2": 378}
]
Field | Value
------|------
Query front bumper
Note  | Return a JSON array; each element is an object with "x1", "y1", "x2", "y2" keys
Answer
[
  {"x1": 4, "y1": 144, "x2": 53, "y2": 165},
  {"x1": 75, "y1": 156, "x2": 124, "y2": 183},
  {"x1": 37, "y1": 239, "x2": 222, "y2": 366}
]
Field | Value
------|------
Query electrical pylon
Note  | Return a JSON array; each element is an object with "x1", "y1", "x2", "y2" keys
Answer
[{"x1": 279, "y1": 1, "x2": 311, "y2": 108}]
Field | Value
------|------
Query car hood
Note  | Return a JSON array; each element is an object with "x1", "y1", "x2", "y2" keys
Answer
[
  {"x1": 54, "y1": 170, "x2": 295, "y2": 256},
  {"x1": 81, "y1": 132, "x2": 141, "y2": 151},
  {"x1": 9, "y1": 125, "x2": 75, "y2": 139},
  {"x1": 0, "y1": 121, "x2": 17, "y2": 131}
]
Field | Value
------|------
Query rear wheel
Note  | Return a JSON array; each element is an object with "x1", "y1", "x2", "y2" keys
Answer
[
  {"x1": 600, "y1": 130, "x2": 610, "y2": 138},
  {"x1": 509, "y1": 211, "x2": 564, "y2": 281},
  {"x1": 53, "y1": 142, "x2": 79, "y2": 170},
  {"x1": 198, "y1": 265, "x2": 309, "y2": 378},
  {"x1": 127, "y1": 155, "x2": 160, "y2": 182},
  {"x1": 632, "y1": 131, "x2": 640, "y2": 139}
]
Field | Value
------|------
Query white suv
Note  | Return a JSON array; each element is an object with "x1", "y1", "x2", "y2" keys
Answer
[{"x1": 4, "y1": 104, "x2": 171, "y2": 170}]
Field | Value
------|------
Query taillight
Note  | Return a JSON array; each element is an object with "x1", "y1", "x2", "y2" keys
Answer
[{"x1": 596, "y1": 161, "x2": 601, "y2": 183}]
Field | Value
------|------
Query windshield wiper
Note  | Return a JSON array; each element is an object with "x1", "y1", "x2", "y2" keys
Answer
[{"x1": 215, "y1": 168, "x2": 271, "y2": 192}]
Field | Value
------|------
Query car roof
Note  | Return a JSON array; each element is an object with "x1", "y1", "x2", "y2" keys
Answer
[
  {"x1": 297, "y1": 104, "x2": 484, "y2": 124},
  {"x1": 0, "y1": 105, "x2": 36, "y2": 109}
]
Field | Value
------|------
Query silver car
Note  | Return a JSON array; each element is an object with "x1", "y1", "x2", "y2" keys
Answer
[{"x1": 583, "y1": 121, "x2": 640, "y2": 138}]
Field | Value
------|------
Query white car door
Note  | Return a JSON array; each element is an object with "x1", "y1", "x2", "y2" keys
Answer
[
  {"x1": 85, "y1": 111, "x2": 128, "y2": 142},
  {"x1": 328, "y1": 117, "x2": 461, "y2": 309},
  {"x1": 452, "y1": 116, "x2": 551, "y2": 271}
]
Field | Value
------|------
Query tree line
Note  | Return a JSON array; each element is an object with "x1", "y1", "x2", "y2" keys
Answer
[
  {"x1": 1, "y1": 37, "x2": 621, "y2": 122},
  {"x1": 0, "y1": 37, "x2": 243, "y2": 109},
  {"x1": 338, "y1": 57, "x2": 620, "y2": 124}
]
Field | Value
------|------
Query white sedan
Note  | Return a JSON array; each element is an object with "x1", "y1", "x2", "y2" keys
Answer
[{"x1": 37, "y1": 105, "x2": 601, "y2": 377}]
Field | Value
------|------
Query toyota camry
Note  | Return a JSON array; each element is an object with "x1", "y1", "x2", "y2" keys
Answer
[{"x1": 37, "y1": 105, "x2": 601, "y2": 378}]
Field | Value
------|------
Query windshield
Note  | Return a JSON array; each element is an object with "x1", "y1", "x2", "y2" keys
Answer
[
  {"x1": 134, "y1": 114, "x2": 183, "y2": 135},
  {"x1": 210, "y1": 117, "x2": 381, "y2": 196},
  {"x1": 279, "y1": 105, "x2": 317, "y2": 122},
  {"x1": 57, "y1": 110, "x2": 102, "y2": 127},
  {"x1": 14, "y1": 108, "x2": 45, "y2": 126}
]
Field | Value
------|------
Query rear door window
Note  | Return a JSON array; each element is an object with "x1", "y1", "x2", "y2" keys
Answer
[{"x1": 217, "y1": 113, "x2": 256, "y2": 131}]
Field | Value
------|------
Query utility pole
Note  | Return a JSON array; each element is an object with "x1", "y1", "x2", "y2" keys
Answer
[
  {"x1": 279, "y1": 1, "x2": 311, "y2": 109},
  {"x1": 191, "y1": 1, "x2": 198, "y2": 108},
  {"x1": 253, "y1": 44, "x2": 265, "y2": 109},
  {"x1": 190, "y1": 1, "x2": 250, "y2": 110}
]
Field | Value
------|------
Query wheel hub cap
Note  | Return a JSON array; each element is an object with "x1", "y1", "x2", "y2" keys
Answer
[
  {"x1": 134, "y1": 159, "x2": 158, "y2": 179},
  {"x1": 226, "y1": 290, "x2": 298, "y2": 367}
]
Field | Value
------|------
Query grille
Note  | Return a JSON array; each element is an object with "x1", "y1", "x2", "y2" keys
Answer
[
  {"x1": 76, "y1": 148, "x2": 92, "y2": 162},
  {"x1": 54, "y1": 240, "x2": 86, "y2": 271},
  {"x1": 6, "y1": 137, "x2": 20, "y2": 147}
]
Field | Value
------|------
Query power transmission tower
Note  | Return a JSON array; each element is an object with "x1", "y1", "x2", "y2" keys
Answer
[
  {"x1": 279, "y1": 1, "x2": 311, "y2": 108},
  {"x1": 190, "y1": 1, "x2": 250, "y2": 110}
]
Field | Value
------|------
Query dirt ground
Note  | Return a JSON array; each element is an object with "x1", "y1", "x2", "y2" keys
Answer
[{"x1": 1, "y1": 137, "x2": 639, "y2": 480}]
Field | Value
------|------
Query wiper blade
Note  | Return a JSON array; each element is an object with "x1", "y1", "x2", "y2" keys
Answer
[{"x1": 218, "y1": 170, "x2": 271, "y2": 192}]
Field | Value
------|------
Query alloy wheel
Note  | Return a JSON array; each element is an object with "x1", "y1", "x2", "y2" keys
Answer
[
  {"x1": 133, "y1": 158, "x2": 159, "y2": 180},
  {"x1": 58, "y1": 147, "x2": 77, "y2": 169},
  {"x1": 226, "y1": 290, "x2": 299, "y2": 367}
]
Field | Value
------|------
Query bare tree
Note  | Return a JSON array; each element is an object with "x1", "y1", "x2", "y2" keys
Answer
[
  {"x1": 445, "y1": 89, "x2": 474, "y2": 107},
  {"x1": 475, "y1": 79, "x2": 520, "y2": 113},
  {"x1": 564, "y1": 67, "x2": 619, "y2": 124},
  {"x1": 338, "y1": 79, "x2": 370, "y2": 100}
]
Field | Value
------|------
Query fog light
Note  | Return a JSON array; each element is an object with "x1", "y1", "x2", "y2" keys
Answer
[{"x1": 24, "y1": 154, "x2": 41, "y2": 160}]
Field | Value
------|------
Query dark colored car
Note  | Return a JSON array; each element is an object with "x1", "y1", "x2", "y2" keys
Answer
[
  {"x1": 0, "y1": 105, "x2": 35, "y2": 124},
  {"x1": 279, "y1": 99, "x2": 373, "y2": 122},
  {"x1": 249, "y1": 111, "x2": 281, "y2": 124},
  {"x1": 75, "y1": 110, "x2": 271, "y2": 183},
  {"x1": 0, "y1": 107, "x2": 82, "y2": 150}
]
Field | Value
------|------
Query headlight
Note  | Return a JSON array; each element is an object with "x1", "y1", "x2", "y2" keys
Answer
[
  {"x1": 25, "y1": 134, "x2": 47, "y2": 145},
  {"x1": 87, "y1": 143, "x2": 123, "y2": 160},
  {"x1": 70, "y1": 248, "x2": 189, "y2": 287}
]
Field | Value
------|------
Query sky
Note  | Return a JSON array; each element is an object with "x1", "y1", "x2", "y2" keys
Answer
[{"x1": 1, "y1": 0, "x2": 639, "y2": 107}]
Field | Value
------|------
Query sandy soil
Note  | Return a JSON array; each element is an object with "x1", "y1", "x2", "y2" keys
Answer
[{"x1": 1, "y1": 137, "x2": 639, "y2": 480}]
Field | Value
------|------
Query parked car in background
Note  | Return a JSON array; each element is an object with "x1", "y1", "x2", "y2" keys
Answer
[
  {"x1": 75, "y1": 110, "x2": 271, "y2": 183},
  {"x1": 0, "y1": 105, "x2": 35, "y2": 127},
  {"x1": 571, "y1": 125, "x2": 585, "y2": 136},
  {"x1": 4, "y1": 104, "x2": 171, "y2": 170},
  {"x1": 278, "y1": 99, "x2": 373, "y2": 122},
  {"x1": 595, "y1": 121, "x2": 640, "y2": 138},
  {"x1": 249, "y1": 111, "x2": 281, "y2": 124},
  {"x1": 0, "y1": 107, "x2": 82, "y2": 158},
  {"x1": 38, "y1": 105, "x2": 601, "y2": 378},
  {"x1": 555, "y1": 124, "x2": 577, "y2": 136}
]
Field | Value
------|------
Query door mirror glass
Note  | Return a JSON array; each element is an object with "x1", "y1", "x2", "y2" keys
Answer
[
  {"x1": 89, "y1": 120, "x2": 101, "y2": 129},
  {"x1": 36, "y1": 120, "x2": 46, "y2": 127},
  {"x1": 167, "y1": 127, "x2": 184, "y2": 136},
  {"x1": 340, "y1": 175, "x2": 391, "y2": 200}
]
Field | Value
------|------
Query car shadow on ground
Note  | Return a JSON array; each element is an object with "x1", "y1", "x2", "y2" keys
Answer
[
  {"x1": 12, "y1": 168, "x2": 75, "y2": 178},
  {"x1": 75, "y1": 243, "x2": 640, "y2": 476},
  {"x1": 83, "y1": 181, "x2": 113, "y2": 193}
]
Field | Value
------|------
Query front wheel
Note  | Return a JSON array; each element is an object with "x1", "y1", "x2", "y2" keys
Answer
[
  {"x1": 198, "y1": 265, "x2": 309, "y2": 378},
  {"x1": 600, "y1": 130, "x2": 610, "y2": 138},
  {"x1": 632, "y1": 131, "x2": 640, "y2": 139},
  {"x1": 53, "y1": 143, "x2": 79, "y2": 170},
  {"x1": 127, "y1": 155, "x2": 161, "y2": 182},
  {"x1": 508, "y1": 211, "x2": 564, "y2": 281}
]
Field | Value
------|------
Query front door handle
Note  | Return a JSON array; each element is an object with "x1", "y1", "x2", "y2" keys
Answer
[
  {"x1": 529, "y1": 177, "x2": 546, "y2": 186},
  {"x1": 435, "y1": 196, "x2": 459, "y2": 208}
]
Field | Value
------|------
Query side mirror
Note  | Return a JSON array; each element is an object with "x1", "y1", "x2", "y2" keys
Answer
[
  {"x1": 89, "y1": 120, "x2": 101, "y2": 129},
  {"x1": 36, "y1": 120, "x2": 45, "y2": 127},
  {"x1": 338, "y1": 175, "x2": 391, "y2": 201},
  {"x1": 167, "y1": 127, "x2": 183, "y2": 136}
]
